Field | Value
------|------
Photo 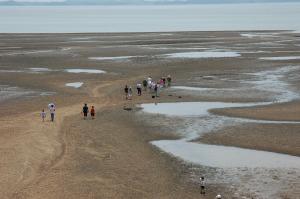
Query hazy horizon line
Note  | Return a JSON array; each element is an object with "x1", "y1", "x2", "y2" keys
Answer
[{"x1": 1, "y1": 0, "x2": 300, "y2": 6}]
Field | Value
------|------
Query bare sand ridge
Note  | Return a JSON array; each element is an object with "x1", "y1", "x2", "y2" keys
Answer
[{"x1": 0, "y1": 31, "x2": 299, "y2": 198}]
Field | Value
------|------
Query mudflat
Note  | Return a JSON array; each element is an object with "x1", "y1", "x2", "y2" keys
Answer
[{"x1": 0, "y1": 31, "x2": 299, "y2": 199}]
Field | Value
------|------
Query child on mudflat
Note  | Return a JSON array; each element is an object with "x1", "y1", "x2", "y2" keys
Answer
[
  {"x1": 41, "y1": 109, "x2": 46, "y2": 122},
  {"x1": 90, "y1": 106, "x2": 95, "y2": 119}
]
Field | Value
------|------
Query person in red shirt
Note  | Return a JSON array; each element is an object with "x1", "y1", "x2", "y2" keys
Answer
[{"x1": 90, "y1": 106, "x2": 95, "y2": 119}]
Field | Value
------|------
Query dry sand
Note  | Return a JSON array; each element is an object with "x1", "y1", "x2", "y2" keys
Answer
[{"x1": 0, "y1": 31, "x2": 299, "y2": 198}]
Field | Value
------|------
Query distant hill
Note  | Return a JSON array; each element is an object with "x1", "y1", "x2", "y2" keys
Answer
[{"x1": 0, "y1": 0, "x2": 299, "y2": 6}]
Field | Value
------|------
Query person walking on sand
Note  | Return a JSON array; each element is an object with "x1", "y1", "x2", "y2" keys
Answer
[
  {"x1": 154, "y1": 83, "x2": 159, "y2": 97},
  {"x1": 200, "y1": 176, "x2": 206, "y2": 195},
  {"x1": 40, "y1": 109, "x2": 46, "y2": 122},
  {"x1": 49, "y1": 105, "x2": 55, "y2": 122},
  {"x1": 162, "y1": 77, "x2": 166, "y2": 87},
  {"x1": 159, "y1": 78, "x2": 164, "y2": 88},
  {"x1": 137, "y1": 83, "x2": 142, "y2": 96},
  {"x1": 124, "y1": 85, "x2": 129, "y2": 100},
  {"x1": 142, "y1": 79, "x2": 148, "y2": 91},
  {"x1": 147, "y1": 77, "x2": 152, "y2": 91},
  {"x1": 82, "y1": 103, "x2": 89, "y2": 120},
  {"x1": 167, "y1": 75, "x2": 172, "y2": 87},
  {"x1": 128, "y1": 86, "x2": 133, "y2": 100},
  {"x1": 90, "y1": 106, "x2": 95, "y2": 120}
]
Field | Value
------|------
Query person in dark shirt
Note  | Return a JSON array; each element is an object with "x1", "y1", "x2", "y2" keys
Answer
[
  {"x1": 167, "y1": 75, "x2": 172, "y2": 87},
  {"x1": 142, "y1": 79, "x2": 148, "y2": 91},
  {"x1": 82, "y1": 103, "x2": 89, "y2": 120},
  {"x1": 124, "y1": 85, "x2": 129, "y2": 100}
]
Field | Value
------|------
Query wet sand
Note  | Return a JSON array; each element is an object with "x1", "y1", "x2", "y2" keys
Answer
[{"x1": 0, "y1": 31, "x2": 300, "y2": 198}]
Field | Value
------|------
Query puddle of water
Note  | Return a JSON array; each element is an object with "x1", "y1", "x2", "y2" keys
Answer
[
  {"x1": 140, "y1": 101, "x2": 264, "y2": 117},
  {"x1": 159, "y1": 33, "x2": 174, "y2": 36},
  {"x1": 88, "y1": 56, "x2": 142, "y2": 61},
  {"x1": 240, "y1": 32, "x2": 280, "y2": 38},
  {"x1": 0, "y1": 69, "x2": 25, "y2": 73},
  {"x1": 260, "y1": 56, "x2": 300, "y2": 61},
  {"x1": 64, "y1": 69, "x2": 106, "y2": 74},
  {"x1": 170, "y1": 66, "x2": 300, "y2": 103},
  {"x1": 139, "y1": 65, "x2": 300, "y2": 198},
  {"x1": 40, "y1": 92, "x2": 56, "y2": 96},
  {"x1": 172, "y1": 86, "x2": 213, "y2": 91},
  {"x1": 247, "y1": 66, "x2": 300, "y2": 102},
  {"x1": 65, "y1": 82, "x2": 83, "y2": 88},
  {"x1": 0, "y1": 47, "x2": 22, "y2": 50},
  {"x1": 142, "y1": 46, "x2": 209, "y2": 50},
  {"x1": 29, "y1": 67, "x2": 53, "y2": 72},
  {"x1": 151, "y1": 140, "x2": 300, "y2": 169},
  {"x1": 0, "y1": 85, "x2": 35, "y2": 102},
  {"x1": 164, "y1": 51, "x2": 241, "y2": 59},
  {"x1": 0, "y1": 50, "x2": 55, "y2": 56},
  {"x1": 172, "y1": 86, "x2": 235, "y2": 92}
]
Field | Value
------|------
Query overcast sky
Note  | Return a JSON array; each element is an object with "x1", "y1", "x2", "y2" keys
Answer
[{"x1": 0, "y1": 0, "x2": 299, "y2": 5}]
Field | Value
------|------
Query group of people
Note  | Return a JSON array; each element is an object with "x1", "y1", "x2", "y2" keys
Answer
[
  {"x1": 39, "y1": 74, "x2": 225, "y2": 198},
  {"x1": 82, "y1": 103, "x2": 96, "y2": 120},
  {"x1": 40, "y1": 103, "x2": 56, "y2": 122},
  {"x1": 124, "y1": 75, "x2": 172, "y2": 100},
  {"x1": 200, "y1": 176, "x2": 222, "y2": 199},
  {"x1": 40, "y1": 103, "x2": 96, "y2": 122}
]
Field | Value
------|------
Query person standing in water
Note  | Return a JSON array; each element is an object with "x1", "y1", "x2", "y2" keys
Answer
[
  {"x1": 137, "y1": 83, "x2": 142, "y2": 96},
  {"x1": 124, "y1": 85, "x2": 129, "y2": 100},
  {"x1": 90, "y1": 106, "x2": 95, "y2": 120},
  {"x1": 49, "y1": 105, "x2": 55, "y2": 122},
  {"x1": 82, "y1": 103, "x2": 89, "y2": 120},
  {"x1": 40, "y1": 109, "x2": 46, "y2": 122},
  {"x1": 200, "y1": 176, "x2": 205, "y2": 195}
]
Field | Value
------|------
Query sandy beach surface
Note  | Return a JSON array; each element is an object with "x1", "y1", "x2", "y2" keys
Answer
[{"x1": 0, "y1": 31, "x2": 299, "y2": 199}]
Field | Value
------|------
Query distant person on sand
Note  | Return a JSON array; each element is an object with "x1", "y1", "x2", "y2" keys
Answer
[
  {"x1": 49, "y1": 105, "x2": 55, "y2": 122},
  {"x1": 159, "y1": 78, "x2": 164, "y2": 88},
  {"x1": 162, "y1": 77, "x2": 166, "y2": 87},
  {"x1": 90, "y1": 106, "x2": 95, "y2": 119},
  {"x1": 216, "y1": 194, "x2": 222, "y2": 199},
  {"x1": 128, "y1": 86, "x2": 133, "y2": 100},
  {"x1": 200, "y1": 176, "x2": 205, "y2": 195},
  {"x1": 82, "y1": 103, "x2": 89, "y2": 120},
  {"x1": 137, "y1": 83, "x2": 142, "y2": 96},
  {"x1": 147, "y1": 77, "x2": 152, "y2": 91},
  {"x1": 154, "y1": 84, "x2": 159, "y2": 97},
  {"x1": 124, "y1": 85, "x2": 129, "y2": 100},
  {"x1": 40, "y1": 109, "x2": 46, "y2": 122},
  {"x1": 142, "y1": 79, "x2": 148, "y2": 91},
  {"x1": 167, "y1": 75, "x2": 172, "y2": 87}
]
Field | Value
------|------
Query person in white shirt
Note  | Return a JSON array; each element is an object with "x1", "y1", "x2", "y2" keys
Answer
[
  {"x1": 216, "y1": 194, "x2": 222, "y2": 199},
  {"x1": 147, "y1": 76, "x2": 152, "y2": 91},
  {"x1": 40, "y1": 109, "x2": 46, "y2": 122},
  {"x1": 200, "y1": 176, "x2": 205, "y2": 195},
  {"x1": 49, "y1": 105, "x2": 55, "y2": 122},
  {"x1": 137, "y1": 83, "x2": 142, "y2": 96}
]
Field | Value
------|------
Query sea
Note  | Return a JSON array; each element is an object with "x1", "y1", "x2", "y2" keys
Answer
[{"x1": 0, "y1": 3, "x2": 300, "y2": 33}]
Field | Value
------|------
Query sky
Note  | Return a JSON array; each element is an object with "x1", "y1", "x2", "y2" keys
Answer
[{"x1": 0, "y1": 0, "x2": 299, "y2": 5}]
